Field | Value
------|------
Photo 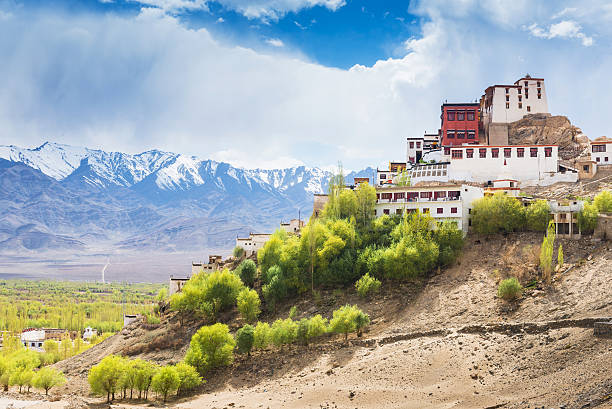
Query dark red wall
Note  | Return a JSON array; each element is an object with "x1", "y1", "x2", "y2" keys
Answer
[{"x1": 440, "y1": 104, "x2": 479, "y2": 146}]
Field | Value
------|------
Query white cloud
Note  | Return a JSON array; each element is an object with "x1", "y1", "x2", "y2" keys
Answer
[
  {"x1": 215, "y1": 0, "x2": 346, "y2": 21},
  {"x1": 265, "y1": 38, "x2": 284, "y2": 47},
  {"x1": 527, "y1": 20, "x2": 593, "y2": 47},
  {"x1": 211, "y1": 149, "x2": 304, "y2": 169},
  {"x1": 130, "y1": 0, "x2": 208, "y2": 12},
  {"x1": 216, "y1": 17, "x2": 224, "y2": 23}
]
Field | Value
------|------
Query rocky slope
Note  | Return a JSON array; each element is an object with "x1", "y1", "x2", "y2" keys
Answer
[{"x1": 508, "y1": 114, "x2": 591, "y2": 160}]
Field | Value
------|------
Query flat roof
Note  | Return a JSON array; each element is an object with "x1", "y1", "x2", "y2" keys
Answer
[
  {"x1": 376, "y1": 184, "x2": 463, "y2": 191},
  {"x1": 441, "y1": 103, "x2": 479, "y2": 107}
]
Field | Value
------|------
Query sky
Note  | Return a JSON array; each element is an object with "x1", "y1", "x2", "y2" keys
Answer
[{"x1": 0, "y1": 0, "x2": 611, "y2": 170}]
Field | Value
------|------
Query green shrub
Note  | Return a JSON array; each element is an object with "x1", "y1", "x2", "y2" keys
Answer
[
  {"x1": 578, "y1": 202, "x2": 598, "y2": 234},
  {"x1": 253, "y1": 322, "x2": 271, "y2": 350},
  {"x1": 270, "y1": 318, "x2": 297, "y2": 348},
  {"x1": 175, "y1": 362, "x2": 203, "y2": 396},
  {"x1": 237, "y1": 259, "x2": 257, "y2": 287},
  {"x1": 262, "y1": 266, "x2": 287, "y2": 310},
  {"x1": 525, "y1": 200, "x2": 551, "y2": 231},
  {"x1": 237, "y1": 288, "x2": 261, "y2": 323},
  {"x1": 235, "y1": 324, "x2": 255, "y2": 355},
  {"x1": 472, "y1": 193, "x2": 526, "y2": 234},
  {"x1": 497, "y1": 277, "x2": 523, "y2": 301},
  {"x1": 306, "y1": 315, "x2": 328, "y2": 339},
  {"x1": 233, "y1": 246, "x2": 245, "y2": 259},
  {"x1": 184, "y1": 323, "x2": 235, "y2": 375},
  {"x1": 557, "y1": 244, "x2": 564, "y2": 269},
  {"x1": 355, "y1": 273, "x2": 381, "y2": 298},
  {"x1": 594, "y1": 190, "x2": 612, "y2": 212},
  {"x1": 296, "y1": 319, "x2": 310, "y2": 345},
  {"x1": 329, "y1": 305, "x2": 369, "y2": 343},
  {"x1": 288, "y1": 306, "x2": 298, "y2": 319},
  {"x1": 151, "y1": 366, "x2": 180, "y2": 402}
]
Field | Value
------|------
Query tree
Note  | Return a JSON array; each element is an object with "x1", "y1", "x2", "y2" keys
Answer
[
  {"x1": 539, "y1": 221, "x2": 556, "y2": 284},
  {"x1": 578, "y1": 202, "x2": 598, "y2": 234},
  {"x1": 10, "y1": 369, "x2": 34, "y2": 393},
  {"x1": 43, "y1": 340, "x2": 59, "y2": 356},
  {"x1": 120, "y1": 360, "x2": 139, "y2": 399},
  {"x1": 329, "y1": 305, "x2": 369, "y2": 343},
  {"x1": 270, "y1": 318, "x2": 297, "y2": 348},
  {"x1": 594, "y1": 190, "x2": 612, "y2": 212},
  {"x1": 262, "y1": 266, "x2": 287, "y2": 310},
  {"x1": 296, "y1": 318, "x2": 310, "y2": 345},
  {"x1": 237, "y1": 259, "x2": 256, "y2": 288},
  {"x1": 151, "y1": 366, "x2": 180, "y2": 402},
  {"x1": 88, "y1": 355, "x2": 125, "y2": 402},
  {"x1": 306, "y1": 315, "x2": 328, "y2": 340},
  {"x1": 185, "y1": 323, "x2": 235, "y2": 376},
  {"x1": 236, "y1": 288, "x2": 261, "y2": 323},
  {"x1": 175, "y1": 362, "x2": 202, "y2": 396},
  {"x1": 557, "y1": 244, "x2": 564, "y2": 270},
  {"x1": 156, "y1": 288, "x2": 168, "y2": 303},
  {"x1": 32, "y1": 367, "x2": 66, "y2": 396},
  {"x1": 355, "y1": 273, "x2": 381, "y2": 298},
  {"x1": 233, "y1": 246, "x2": 245, "y2": 259},
  {"x1": 253, "y1": 322, "x2": 271, "y2": 350},
  {"x1": 60, "y1": 335, "x2": 72, "y2": 360},
  {"x1": 354, "y1": 310, "x2": 370, "y2": 337},
  {"x1": 354, "y1": 182, "x2": 377, "y2": 228},
  {"x1": 134, "y1": 360, "x2": 157, "y2": 400},
  {"x1": 525, "y1": 200, "x2": 551, "y2": 231},
  {"x1": 472, "y1": 193, "x2": 525, "y2": 234},
  {"x1": 235, "y1": 324, "x2": 255, "y2": 356}
]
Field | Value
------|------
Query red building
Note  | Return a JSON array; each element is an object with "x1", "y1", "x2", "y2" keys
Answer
[{"x1": 440, "y1": 103, "x2": 480, "y2": 146}]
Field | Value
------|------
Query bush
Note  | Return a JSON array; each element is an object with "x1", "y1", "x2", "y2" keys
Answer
[
  {"x1": 307, "y1": 315, "x2": 328, "y2": 339},
  {"x1": 262, "y1": 266, "x2": 287, "y2": 310},
  {"x1": 32, "y1": 367, "x2": 66, "y2": 396},
  {"x1": 594, "y1": 190, "x2": 612, "y2": 212},
  {"x1": 88, "y1": 355, "x2": 125, "y2": 402},
  {"x1": 233, "y1": 246, "x2": 245, "y2": 259},
  {"x1": 288, "y1": 306, "x2": 298, "y2": 319},
  {"x1": 525, "y1": 200, "x2": 551, "y2": 232},
  {"x1": 578, "y1": 202, "x2": 598, "y2": 234},
  {"x1": 329, "y1": 305, "x2": 369, "y2": 343},
  {"x1": 253, "y1": 322, "x2": 271, "y2": 350},
  {"x1": 151, "y1": 366, "x2": 180, "y2": 402},
  {"x1": 185, "y1": 323, "x2": 235, "y2": 376},
  {"x1": 270, "y1": 318, "x2": 297, "y2": 348},
  {"x1": 235, "y1": 324, "x2": 255, "y2": 355},
  {"x1": 296, "y1": 319, "x2": 310, "y2": 345},
  {"x1": 472, "y1": 193, "x2": 525, "y2": 234},
  {"x1": 355, "y1": 273, "x2": 381, "y2": 298},
  {"x1": 175, "y1": 362, "x2": 203, "y2": 396},
  {"x1": 237, "y1": 259, "x2": 257, "y2": 287},
  {"x1": 237, "y1": 288, "x2": 261, "y2": 323},
  {"x1": 497, "y1": 277, "x2": 523, "y2": 301}
]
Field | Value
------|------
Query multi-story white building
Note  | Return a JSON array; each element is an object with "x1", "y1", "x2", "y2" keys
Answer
[
  {"x1": 590, "y1": 137, "x2": 612, "y2": 166},
  {"x1": 374, "y1": 184, "x2": 484, "y2": 234},
  {"x1": 236, "y1": 233, "x2": 272, "y2": 256},
  {"x1": 407, "y1": 133, "x2": 440, "y2": 164},
  {"x1": 482, "y1": 75, "x2": 549, "y2": 144},
  {"x1": 376, "y1": 162, "x2": 408, "y2": 186},
  {"x1": 439, "y1": 144, "x2": 577, "y2": 186},
  {"x1": 280, "y1": 219, "x2": 304, "y2": 234}
]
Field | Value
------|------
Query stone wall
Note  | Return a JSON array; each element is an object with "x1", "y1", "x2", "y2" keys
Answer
[{"x1": 593, "y1": 213, "x2": 612, "y2": 240}]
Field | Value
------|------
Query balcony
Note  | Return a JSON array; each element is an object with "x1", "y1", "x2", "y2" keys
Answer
[{"x1": 377, "y1": 196, "x2": 460, "y2": 204}]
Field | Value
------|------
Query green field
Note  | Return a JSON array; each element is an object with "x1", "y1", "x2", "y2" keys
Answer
[{"x1": 0, "y1": 280, "x2": 166, "y2": 334}]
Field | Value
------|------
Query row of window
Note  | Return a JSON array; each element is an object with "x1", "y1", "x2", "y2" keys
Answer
[
  {"x1": 446, "y1": 111, "x2": 476, "y2": 121},
  {"x1": 379, "y1": 207, "x2": 459, "y2": 216},
  {"x1": 596, "y1": 156, "x2": 609, "y2": 163},
  {"x1": 446, "y1": 147, "x2": 553, "y2": 159},
  {"x1": 378, "y1": 191, "x2": 460, "y2": 200},
  {"x1": 592, "y1": 144, "x2": 607, "y2": 153},
  {"x1": 408, "y1": 141, "x2": 422, "y2": 149},
  {"x1": 446, "y1": 130, "x2": 476, "y2": 139}
]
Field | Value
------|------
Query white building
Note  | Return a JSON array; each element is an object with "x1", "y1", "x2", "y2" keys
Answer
[
  {"x1": 21, "y1": 329, "x2": 46, "y2": 351},
  {"x1": 169, "y1": 276, "x2": 190, "y2": 295},
  {"x1": 439, "y1": 144, "x2": 577, "y2": 186},
  {"x1": 590, "y1": 137, "x2": 612, "y2": 166},
  {"x1": 482, "y1": 75, "x2": 549, "y2": 144},
  {"x1": 280, "y1": 219, "x2": 304, "y2": 235},
  {"x1": 377, "y1": 162, "x2": 408, "y2": 186},
  {"x1": 236, "y1": 233, "x2": 272, "y2": 256},
  {"x1": 374, "y1": 184, "x2": 484, "y2": 234},
  {"x1": 407, "y1": 162, "x2": 450, "y2": 185},
  {"x1": 485, "y1": 179, "x2": 521, "y2": 197},
  {"x1": 82, "y1": 327, "x2": 96, "y2": 340},
  {"x1": 407, "y1": 133, "x2": 440, "y2": 164}
]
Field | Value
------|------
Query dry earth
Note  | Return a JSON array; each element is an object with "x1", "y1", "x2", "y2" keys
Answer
[{"x1": 3, "y1": 234, "x2": 611, "y2": 409}]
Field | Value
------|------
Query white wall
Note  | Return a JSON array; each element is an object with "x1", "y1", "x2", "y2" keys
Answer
[
  {"x1": 484, "y1": 78, "x2": 549, "y2": 127},
  {"x1": 591, "y1": 142, "x2": 612, "y2": 165}
]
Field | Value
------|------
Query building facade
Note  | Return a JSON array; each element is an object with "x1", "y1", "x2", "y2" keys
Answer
[
  {"x1": 374, "y1": 184, "x2": 484, "y2": 234},
  {"x1": 280, "y1": 219, "x2": 304, "y2": 234},
  {"x1": 407, "y1": 133, "x2": 440, "y2": 164},
  {"x1": 590, "y1": 138, "x2": 612, "y2": 166},
  {"x1": 482, "y1": 75, "x2": 549, "y2": 144},
  {"x1": 440, "y1": 103, "x2": 480, "y2": 146},
  {"x1": 236, "y1": 233, "x2": 272, "y2": 256}
]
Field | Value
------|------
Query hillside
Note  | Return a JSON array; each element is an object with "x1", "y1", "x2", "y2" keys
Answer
[
  {"x1": 508, "y1": 114, "x2": 591, "y2": 160},
  {"x1": 50, "y1": 233, "x2": 612, "y2": 408}
]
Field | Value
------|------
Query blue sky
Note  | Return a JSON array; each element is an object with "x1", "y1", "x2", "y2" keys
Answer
[{"x1": 1, "y1": 0, "x2": 611, "y2": 170}]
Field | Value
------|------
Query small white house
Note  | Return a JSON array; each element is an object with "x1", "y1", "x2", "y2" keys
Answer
[
  {"x1": 280, "y1": 219, "x2": 304, "y2": 235},
  {"x1": 590, "y1": 138, "x2": 612, "y2": 166},
  {"x1": 82, "y1": 327, "x2": 96, "y2": 340},
  {"x1": 20, "y1": 329, "x2": 45, "y2": 351},
  {"x1": 236, "y1": 233, "x2": 272, "y2": 256}
]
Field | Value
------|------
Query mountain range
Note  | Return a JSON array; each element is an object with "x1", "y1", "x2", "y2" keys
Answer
[{"x1": 0, "y1": 142, "x2": 374, "y2": 255}]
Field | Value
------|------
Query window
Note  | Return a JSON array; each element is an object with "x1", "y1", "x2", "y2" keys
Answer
[
  {"x1": 537, "y1": 81, "x2": 541, "y2": 87},
  {"x1": 444, "y1": 147, "x2": 450, "y2": 155},
  {"x1": 538, "y1": 94, "x2": 542, "y2": 99},
  {"x1": 479, "y1": 148, "x2": 487, "y2": 158},
  {"x1": 504, "y1": 148, "x2": 512, "y2": 158},
  {"x1": 527, "y1": 106, "x2": 531, "y2": 112},
  {"x1": 518, "y1": 88, "x2": 521, "y2": 94},
  {"x1": 451, "y1": 207, "x2": 458, "y2": 214},
  {"x1": 396, "y1": 209, "x2": 402, "y2": 215},
  {"x1": 409, "y1": 156, "x2": 415, "y2": 163},
  {"x1": 545, "y1": 147, "x2": 552, "y2": 157},
  {"x1": 597, "y1": 157, "x2": 601, "y2": 162},
  {"x1": 416, "y1": 142, "x2": 421, "y2": 148},
  {"x1": 437, "y1": 208, "x2": 443, "y2": 214},
  {"x1": 380, "y1": 174, "x2": 386, "y2": 179},
  {"x1": 422, "y1": 208, "x2": 429, "y2": 214},
  {"x1": 457, "y1": 131, "x2": 465, "y2": 139},
  {"x1": 505, "y1": 95, "x2": 509, "y2": 102},
  {"x1": 447, "y1": 111, "x2": 455, "y2": 121},
  {"x1": 467, "y1": 111, "x2": 475, "y2": 121},
  {"x1": 467, "y1": 131, "x2": 475, "y2": 139},
  {"x1": 505, "y1": 88, "x2": 509, "y2": 94},
  {"x1": 447, "y1": 130, "x2": 455, "y2": 139},
  {"x1": 409, "y1": 141, "x2": 414, "y2": 149},
  {"x1": 451, "y1": 150, "x2": 463, "y2": 159},
  {"x1": 383, "y1": 209, "x2": 390, "y2": 215},
  {"x1": 518, "y1": 103, "x2": 522, "y2": 109},
  {"x1": 530, "y1": 148, "x2": 538, "y2": 157},
  {"x1": 592, "y1": 144, "x2": 606, "y2": 153},
  {"x1": 492, "y1": 148, "x2": 499, "y2": 158},
  {"x1": 583, "y1": 165, "x2": 590, "y2": 172},
  {"x1": 606, "y1": 157, "x2": 609, "y2": 162},
  {"x1": 420, "y1": 191, "x2": 432, "y2": 199},
  {"x1": 506, "y1": 102, "x2": 509, "y2": 109},
  {"x1": 457, "y1": 111, "x2": 465, "y2": 121},
  {"x1": 517, "y1": 148, "x2": 524, "y2": 157},
  {"x1": 466, "y1": 148, "x2": 474, "y2": 158},
  {"x1": 524, "y1": 81, "x2": 528, "y2": 86},
  {"x1": 373, "y1": 209, "x2": 377, "y2": 215},
  {"x1": 518, "y1": 95, "x2": 522, "y2": 102},
  {"x1": 381, "y1": 193, "x2": 392, "y2": 200}
]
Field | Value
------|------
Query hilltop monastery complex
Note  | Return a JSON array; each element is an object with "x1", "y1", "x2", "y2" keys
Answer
[{"x1": 179, "y1": 74, "x2": 611, "y2": 281}]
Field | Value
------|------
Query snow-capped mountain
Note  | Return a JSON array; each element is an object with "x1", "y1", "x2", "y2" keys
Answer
[{"x1": 0, "y1": 142, "x2": 374, "y2": 254}]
